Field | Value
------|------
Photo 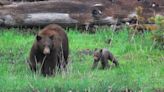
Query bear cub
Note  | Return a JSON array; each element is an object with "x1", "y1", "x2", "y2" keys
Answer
[{"x1": 92, "y1": 48, "x2": 119, "y2": 69}]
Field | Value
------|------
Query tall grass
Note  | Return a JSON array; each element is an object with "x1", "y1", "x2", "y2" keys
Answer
[{"x1": 0, "y1": 27, "x2": 163, "y2": 92}]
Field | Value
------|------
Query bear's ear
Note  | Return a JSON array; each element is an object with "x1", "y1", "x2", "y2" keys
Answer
[
  {"x1": 94, "y1": 48, "x2": 98, "y2": 51},
  {"x1": 36, "y1": 35, "x2": 42, "y2": 41}
]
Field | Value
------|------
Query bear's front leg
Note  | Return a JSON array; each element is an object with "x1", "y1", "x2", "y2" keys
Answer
[
  {"x1": 101, "y1": 58, "x2": 110, "y2": 69},
  {"x1": 41, "y1": 56, "x2": 57, "y2": 76},
  {"x1": 92, "y1": 60, "x2": 99, "y2": 69},
  {"x1": 41, "y1": 65, "x2": 55, "y2": 76}
]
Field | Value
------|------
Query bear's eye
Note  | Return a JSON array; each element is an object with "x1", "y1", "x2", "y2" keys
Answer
[{"x1": 36, "y1": 35, "x2": 42, "y2": 41}]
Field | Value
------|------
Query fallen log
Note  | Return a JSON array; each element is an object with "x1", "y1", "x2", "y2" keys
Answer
[
  {"x1": 0, "y1": 0, "x2": 163, "y2": 28},
  {"x1": 1, "y1": 13, "x2": 78, "y2": 26},
  {"x1": 0, "y1": 1, "x2": 123, "y2": 29},
  {"x1": 0, "y1": 13, "x2": 119, "y2": 28}
]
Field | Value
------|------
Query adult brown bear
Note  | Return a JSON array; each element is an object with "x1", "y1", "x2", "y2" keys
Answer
[{"x1": 28, "y1": 24, "x2": 69, "y2": 76}]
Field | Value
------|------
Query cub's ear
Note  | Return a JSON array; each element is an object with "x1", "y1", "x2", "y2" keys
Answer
[
  {"x1": 36, "y1": 35, "x2": 42, "y2": 41},
  {"x1": 100, "y1": 49, "x2": 103, "y2": 53},
  {"x1": 49, "y1": 35, "x2": 54, "y2": 40}
]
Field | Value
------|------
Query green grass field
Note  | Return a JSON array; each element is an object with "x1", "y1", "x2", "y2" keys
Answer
[{"x1": 0, "y1": 27, "x2": 163, "y2": 92}]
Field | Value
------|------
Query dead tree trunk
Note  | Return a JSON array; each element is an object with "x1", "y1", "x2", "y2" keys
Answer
[{"x1": 0, "y1": 1, "x2": 116, "y2": 28}]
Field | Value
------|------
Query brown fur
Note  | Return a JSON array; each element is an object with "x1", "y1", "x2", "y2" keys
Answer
[
  {"x1": 92, "y1": 48, "x2": 119, "y2": 69},
  {"x1": 28, "y1": 24, "x2": 69, "y2": 76}
]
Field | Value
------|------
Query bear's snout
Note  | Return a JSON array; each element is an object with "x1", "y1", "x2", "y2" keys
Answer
[
  {"x1": 43, "y1": 47, "x2": 50, "y2": 55},
  {"x1": 94, "y1": 55, "x2": 99, "y2": 60}
]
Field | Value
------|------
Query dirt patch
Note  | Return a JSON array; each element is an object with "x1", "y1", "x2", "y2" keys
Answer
[
  {"x1": 154, "y1": 88, "x2": 164, "y2": 92},
  {"x1": 76, "y1": 49, "x2": 93, "y2": 56}
]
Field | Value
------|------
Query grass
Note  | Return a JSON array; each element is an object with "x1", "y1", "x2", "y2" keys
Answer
[{"x1": 0, "y1": 27, "x2": 163, "y2": 92}]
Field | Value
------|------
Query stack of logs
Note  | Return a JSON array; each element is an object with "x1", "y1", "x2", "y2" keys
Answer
[{"x1": 0, "y1": 0, "x2": 163, "y2": 29}]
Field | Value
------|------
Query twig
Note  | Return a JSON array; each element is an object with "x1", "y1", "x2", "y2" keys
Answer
[{"x1": 39, "y1": 55, "x2": 47, "y2": 74}]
